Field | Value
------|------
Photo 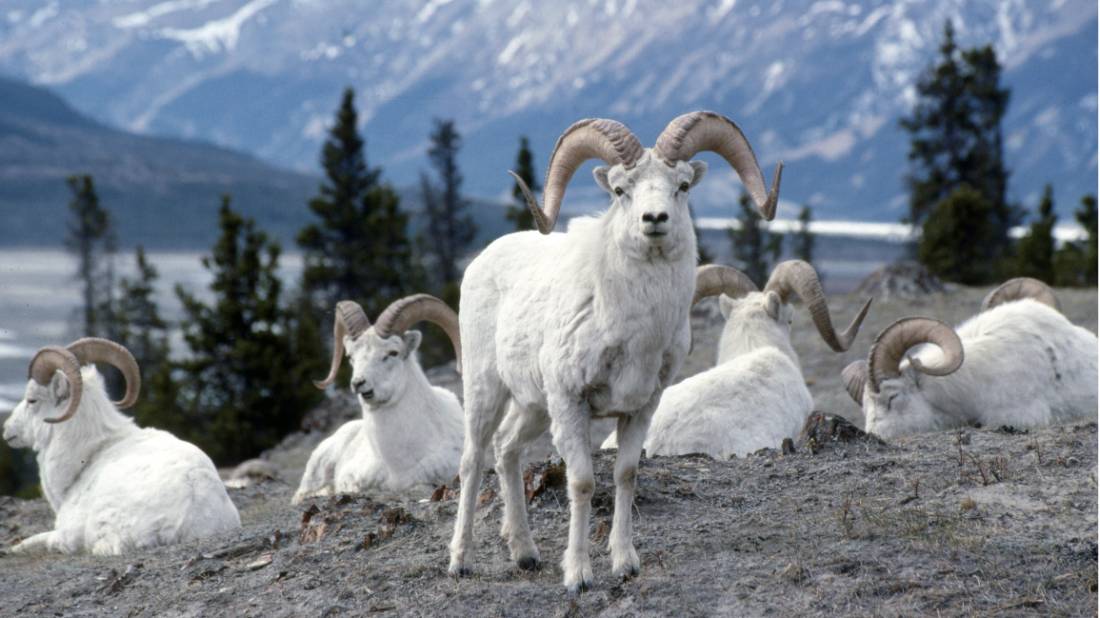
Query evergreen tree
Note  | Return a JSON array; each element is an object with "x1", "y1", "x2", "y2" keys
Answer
[
  {"x1": 297, "y1": 87, "x2": 414, "y2": 317},
  {"x1": 1013, "y1": 184, "x2": 1057, "y2": 283},
  {"x1": 174, "y1": 198, "x2": 322, "y2": 464},
  {"x1": 420, "y1": 119, "x2": 477, "y2": 291},
  {"x1": 506, "y1": 136, "x2": 539, "y2": 231},
  {"x1": 65, "y1": 175, "x2": 116, "y2": 337},
  {"x1": 1054, "y1": 194, "x2": 1098, "y2": 286},
  {"x1": 794, "y1": 205, "x2": 815, "y2": 264},
  {"x1": 918, "y1": 184, "x2": 998, "y2": 284},
  {"x1": 728, "y1": 191, "x2": 782, "y2": 287},
  {"x1": 901, "y1": 21, "x2": 1016, "y2": 268}
]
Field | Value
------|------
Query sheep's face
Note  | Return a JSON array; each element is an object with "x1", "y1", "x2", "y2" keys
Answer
[
  {"x1": 594, "y1": 153, "x2": 705, "y2": 260},
  {"x1": 715, "y1": 291, "x2": 794, "y2": 362},
  {"x1": 861, "y1": 367, "x2": 937, "y2": 439},
  {"x1": 3, "y1": 373, "x2": 72, "y2": 449},
  {"x1": 344, "y1": 328, "x2": 423, "y2": 409}
]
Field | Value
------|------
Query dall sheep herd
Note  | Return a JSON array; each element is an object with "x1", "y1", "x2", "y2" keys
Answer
[{"x1": 3, "y1": 112, "x2": 1097, "y2": 594}]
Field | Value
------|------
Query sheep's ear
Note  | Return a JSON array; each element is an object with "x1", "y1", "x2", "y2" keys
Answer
[
  {"x1": 718, "y1": 294, "x2": 736, "y2": 319},
  {"x1": 689, "y1": 160, "x2": 708, "y2": 187},
  {"x1": 49, "y1": 371, "x2": 71, "y2": 404},
  {"x1": 402, "y1": 330, "x2": 422, "y2": 357},
  {"x1": 764, "y1": 291, "x2": 782, "y2": 320},
  {"x1": 593, "y1": 166, "x2": 612, "y2": 193}
]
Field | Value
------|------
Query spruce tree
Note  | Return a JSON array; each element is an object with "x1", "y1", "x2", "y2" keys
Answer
[
  {"x1": 420, "y1": 119, "x2": 477, "y2": 292},
  {"x1": 728, "y1": 191, "x2": 782, "y2": 287},
  {"x1": 506, "y1": 136, "x2": 539, "y2": 231},
  {"x1": 1013, "y1": 184, "x2": 1057, "y2": 283},
  {"x1": 297, "y1": 87, "x2": 414, "y2": 317},
  {"x1": 1054, "y1": 194, "x2": 1098, "y2": 286},
  {"x1": 918, "y1": 184, "x2": 997, "y2": 284},
  {"x1": 901, "y1": 20, "x2": 1016, "y2": 270},
  {"x1": 175, "y1": 197, "x2": 322, "y2": 464},
  {"x1": 65, "y1": 175, "x2": 116, "y2": 337},
  {"x1": 794, "y1": 205, "x2": 815, "y2": 264}
]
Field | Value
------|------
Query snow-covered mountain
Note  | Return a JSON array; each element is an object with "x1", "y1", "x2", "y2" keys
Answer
[{"x1": 0, "y1": 0, "x2": 1095, "y2": 221}]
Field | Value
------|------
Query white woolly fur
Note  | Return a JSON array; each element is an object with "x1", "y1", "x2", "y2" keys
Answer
[
  {"x1": 293, "y1": 327, "x2": 464, "y2": 503},
  {"x1": 2, "y1": 366, "x2": 240, "y2": 555},
  {"x1": 861, "y1": 299, "x2": 1098, "y2": 439},
  {"x1": 448, "y1": 151, "x2": 702, "y2": 592}
]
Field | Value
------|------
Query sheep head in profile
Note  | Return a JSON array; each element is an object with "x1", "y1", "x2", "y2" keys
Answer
[
  {"x1": 4, "y1": 338, "x2": 140, "y2": 448},
  {"x1": 313, "y1": 294, "x2": 462, "y2": 409},
  {"x1": 842, "y1": 318, "x2": 965, "y2": 439}
]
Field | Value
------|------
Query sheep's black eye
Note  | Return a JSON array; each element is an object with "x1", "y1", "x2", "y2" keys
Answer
[
  {"x1": 679, "y1": 181, "x2": 690, "y2": 192},
  {"x1": 26, "y1": 399, "x2": 37, "y2": 405},
  {"x1": 613, "y1": 187, "x2": 624, "y2": 196},
  {"x1": 386, "y1": 350, "x2": 399, "y2": 359}
]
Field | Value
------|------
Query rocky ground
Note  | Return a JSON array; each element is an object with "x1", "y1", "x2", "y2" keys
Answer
[{"x1": 0, "y1": 283, "x2": 1096, "y2": 616}]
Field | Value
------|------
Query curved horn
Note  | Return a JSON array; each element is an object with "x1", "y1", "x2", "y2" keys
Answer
[
  {"x1": 511, "y1": 118, "x2": 644, "y2": 234},
  {"x1": 841, "y1": 360, "x2": 869, "y2": 404},
  {"x1": 374, "y1": 294, "x2": 463, "y2": 373},
  {"x1": 314, "y1": 300, "x2": 371, "y2": 389},
  {"x1": 867, "y1": 317, "x2": 964, "y2": 392},
  {"x1": 764, "y1": 260, "x2": 872, "y2": 352},
  {"x1": 27, "y1": 346, "x2": 83, "y2": 424},
  {"x1": 981, "y1": 277, "x2": 1061, "y2": 313},
  {"x1": 654, "y1": 111, "x2": 782, "y2": 220},
  {"x1": 692, "y1": 264, "x2": 758, "y2": 305},
  {"x1": 67, "y1": 338, "x2": 141, "y2": 409}
]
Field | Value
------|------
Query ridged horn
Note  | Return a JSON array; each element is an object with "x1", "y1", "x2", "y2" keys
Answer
[
  {"x1": 841, "y1": 360, "x2": 869, "y2": 404},
  {"x1": 764, "y1": 260, "x2": 872, "y2": 352},
  {"x1": 67, "y1": 338, "x2": 141, "y2": 409},
  {"x1": 27, "y1": 346, "x2": 83, "y2": 424},
  {"x1": 692, "y1": 264, "x2": 758, "y2": 305},
  {"x1": 654, "y1": 111, "x2": 782, "y2": 220},
  {"x1": 980, "y1": 277, "x2": 1061, "y2": 313},
  {"x1": 868, "y1": 317, "x2": 964, "y2": 393},
  {"x1": 314, "y1": 300, "x2": 371, "y2": 389},
  {"x1": 511, "y1": 118, "x2": 644, "y2": 234},
  {"x1": 374, "y1": 294, "x2": 463, "y2": 373}
]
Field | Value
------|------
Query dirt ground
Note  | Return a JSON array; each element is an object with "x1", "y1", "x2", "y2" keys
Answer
[{"x1": 0, "y1": 284, "x2": 1096, "y2": 616}]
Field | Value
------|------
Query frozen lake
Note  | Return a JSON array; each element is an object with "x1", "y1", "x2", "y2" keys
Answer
[{"x1": 0, "y1": 237, "x2": 904, "y2": 412}]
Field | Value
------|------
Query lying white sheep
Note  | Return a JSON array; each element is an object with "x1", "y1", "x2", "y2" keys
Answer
[
  {"x1": 604, "y1": 261, "x2": 871, "y2": 458},
  {"x1": 2, "y1": 338, "x2": 240, "y2": 555},
  {"x1": 450, "y1": 111, "x2": 782, "y2": 591},
  {"x1": 842, "y1": 278, "x2": 1098, "y2": 439},
  {"x1": 294, "y1": 295, "x2": 464, "y2": 503}
]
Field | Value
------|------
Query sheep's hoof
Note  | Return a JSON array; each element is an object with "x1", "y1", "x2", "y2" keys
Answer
[
  {"x1": 565, "y1": 578, "x2": 591, "y2": 595},
  {"x1": 516, "y1": 555, "x2": 541, "y2": 572},
  {"x1": 448, "y1": 562, "x2": 472, "y2": 578},
  {"x1": 615, "y1": 563, "x2": 640, "y2": 580}
]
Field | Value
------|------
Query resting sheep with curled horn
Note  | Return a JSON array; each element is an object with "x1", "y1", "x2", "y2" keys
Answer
[
  {"x1": 2, "y1": 338, "x2": 240, "y2": 555},
  {"x1": 449, "y1": 111, "x2": 782, "y2": 591},
  {"x1": 603, "y1": 261, "x2": 871, "y2": 458},
  {"x1": 842, "y1": 278, "x2": 1097, "y2": 439},
  {"x1": 293, "y1": 294, "x2": 465, "y2": 504}
]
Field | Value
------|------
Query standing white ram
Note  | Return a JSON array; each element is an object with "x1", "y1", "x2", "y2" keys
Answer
[
  {"x1": 449, "y1": 111, "x2": 782, "y2": 592},
  {"x1": 2, "y1": 338, "x2": 240, "y2": 555},
  {"x1": 294, "y1": 295, "x2": 464, "y2": 503},
  {"x1": 842, "y1": 278, "x2": 1098, "y2": 438},
  {"x1": 605, "y1": 261, "x2": 871, "y2": 458}
]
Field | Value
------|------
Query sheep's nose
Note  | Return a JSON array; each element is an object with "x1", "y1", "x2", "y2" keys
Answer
[
  {"x1": 351, "y1": 378, "x2": 366, "y2": 391},
  {"x1": 361, "y1": 389, "x2": 375, "y2": 401},
  {"x1": 642, "y1": 212, "x2": 669, "y2": 224}
]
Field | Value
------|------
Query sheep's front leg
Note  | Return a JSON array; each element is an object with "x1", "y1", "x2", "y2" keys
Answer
[
  {"x1": 11, "y1": 531, "x2": 60, "y2": 555},
  {"x1": 494, "y1": 402, "x2": 550, "y2": 571},
  {"x1": 609, "y1": 398, "x2": 656, "y2": 580},
  {"x1": 293, "y1": 444, "x2": 336, "y2": 505},
  {"x1": 548, "y1": 395, "x2": 595, "y2": 593}
]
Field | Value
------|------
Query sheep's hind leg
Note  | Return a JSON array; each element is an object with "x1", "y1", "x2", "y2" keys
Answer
[
  {"x1": 548, "y1": 396, "x2": 595, "y2": 593},
  {"x1": 609, "y1": 405, "x2": 654, "y2": 580},
  {"x1": 448, "y1": 376, "x2": 509, "y2": 578},
  {"x1": 494, "y1": 401, "x2": 550, "y2": 571}
]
